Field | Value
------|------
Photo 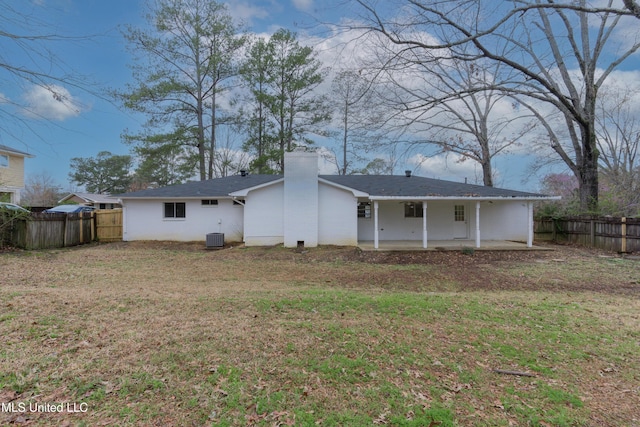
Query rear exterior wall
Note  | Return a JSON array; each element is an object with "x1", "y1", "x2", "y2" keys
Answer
[{"x1": 122, "y1": 198, "x2": 244, "y2": 242}]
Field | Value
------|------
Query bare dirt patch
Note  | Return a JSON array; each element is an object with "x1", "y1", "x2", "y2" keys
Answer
[{"x1": 121, "y1": 240, "x2": 640, "y2": 295}]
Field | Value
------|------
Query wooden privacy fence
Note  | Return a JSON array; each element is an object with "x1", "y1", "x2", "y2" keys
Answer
[
  {"x1": 95, "y1": 210, "x2": 123, "y2": 242},
  {"x1": 8, "y1": 210, "x2": 123, "y2": 250},
  {"x1": 535, "y1": 216, "x2": 640, "y2": 253}
]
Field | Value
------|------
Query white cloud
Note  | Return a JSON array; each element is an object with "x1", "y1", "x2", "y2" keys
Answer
[
  {"x1": 226, "y1": 1, "x2": 270, "y2": 25},
  {"x1": 21, "y1": 84, "x2": 85, "y2": 121},
  {"x1": 292, "y1": 0, "x2": 313, "y2": 12}
]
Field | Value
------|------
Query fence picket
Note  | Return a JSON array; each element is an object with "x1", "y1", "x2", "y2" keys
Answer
[
  {"x1": 4, "y1": 210, "x2": 123, "y2": 249},
  {"x1": 535, "y1": 216, "x2": 639, "y2": 252}
]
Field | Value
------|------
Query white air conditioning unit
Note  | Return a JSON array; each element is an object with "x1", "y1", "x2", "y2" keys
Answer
[{"x1": 206, "y1": 233, "x2": 224, "y2": 248}]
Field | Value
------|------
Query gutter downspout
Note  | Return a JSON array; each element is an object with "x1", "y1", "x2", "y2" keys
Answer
[
  {"x1": 374, "y1": 201, "x2": 379, "y2": 249},
  {"x1": 422, "y1": 202, "x2": 427, "y2": 249},
  {"x1": 527, "y1": 201, "x2": 533, "y2": 248},
  {"x1": 475, "y1": 202, "x2": 481, "y2": 248}
]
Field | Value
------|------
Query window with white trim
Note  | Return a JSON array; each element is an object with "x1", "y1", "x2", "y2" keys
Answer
[
  {"x1": 164, "y1": 202, "x2": 186, "y2": 218},
  {"x1": 201, "y1": 199, "x2": 219, "y2": 206},
  {"x1": 358, "y1": 202, "x2": 371, "y2": 218},
  {"x1": 0, "y1": 154, "x2": 8, "y2": 168}
]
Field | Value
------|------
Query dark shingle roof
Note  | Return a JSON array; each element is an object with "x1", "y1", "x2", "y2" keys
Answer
[
  {"x1": 320, "y1": 175, "x2": 547, "y2": 198},
  {"x1": 0, "y1": 144, "x2": 33, "y2": 157},
  {"x1": 117, "y1": 175, "x2": 282, "y2": 198},
  {"x1": 117, "y1": 173, "x2": 549, "y2": 199}
]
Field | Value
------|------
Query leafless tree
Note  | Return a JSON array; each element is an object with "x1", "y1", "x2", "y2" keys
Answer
[
  {"x1": 330, "y1": 69, "x2": 383, "y2": 175},
  {"x1": 595, "y1": 85, "x2": 640, "y2": 215},
  {"x1": 21, "y1": 172, "x2": 62, "y2": 207},
  {"x1": 348, "y1": 0, "x2": 640, "y2": 211},
  {"x1": 375, "y1": 52, "x2": 536, "y2": 186}
]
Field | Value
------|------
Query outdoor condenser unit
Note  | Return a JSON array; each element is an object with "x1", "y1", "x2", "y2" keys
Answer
[{"x1": 206, "y1": 232, "x2": 224, "y2": 248}]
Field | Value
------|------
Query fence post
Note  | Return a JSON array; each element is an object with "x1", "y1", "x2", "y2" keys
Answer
[
  {"x1": 590, "y1": 219, "x2": 595, "y2": 246},
  {"x1": 621, "y1": 217, "x2": 627, "y2": 253},
  {"x1": 63, "y1": 215, "x2": 69, "y2": 247},
  {"x1": 91, "y1": 211, "x2": 95, "y2": 241}
]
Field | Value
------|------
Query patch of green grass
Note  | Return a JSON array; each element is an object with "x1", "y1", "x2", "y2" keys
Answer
[
  {"x1": 542, "y1": 385, "x2": 583, "y2": 408},
  {"x1": 0, "y1": 370, "x2": 39, "y2": 394},
  {"x1": 255, "y1": 289, "x2": 453, "y2": 318},
  {"x1": 71, "y1": 377, "x2": 106, "y2": 400},
  {"x1": 0, "y1": 312, "x2": 16, "y2": 323}
]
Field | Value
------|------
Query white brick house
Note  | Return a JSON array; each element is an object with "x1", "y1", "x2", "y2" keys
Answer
[{"x1": 118, "y1": 151, "x2": 556, "y2": 249}]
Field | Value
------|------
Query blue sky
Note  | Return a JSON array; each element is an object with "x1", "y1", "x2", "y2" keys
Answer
[
  {"x1": 3, "y1": 0, "x2": 637, "y2": 195},
  {"x1": 2, "y1": 0, "x2": 339, "y2": 192}
]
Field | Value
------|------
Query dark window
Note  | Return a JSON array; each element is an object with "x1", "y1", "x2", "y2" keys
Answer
[
  {"x1": 358, "y1": 202, "x2": 371, "y2": 218},
  {"x1": 404, "y1": 202, "x2": 423, "y2": 218},
  {"x1": 233, "y1": 199, "x2": 244, "y2": 206},
  {"x1": 164, "y1": 202, "x2": 186, "y2": 218},
  {"x1": 99, "y1": 203, "x2": 106, "y2": 209},
  {"x1": 201, "y1": 199, "x2": 219, "y2": 206},
  {"x1": 454, "y1": 205, "x2": 465, "y2": 222}
]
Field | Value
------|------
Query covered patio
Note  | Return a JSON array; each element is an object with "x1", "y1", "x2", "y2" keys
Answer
[{"x1": 357, "y1": 239, "x2": 551, "y2": 251}]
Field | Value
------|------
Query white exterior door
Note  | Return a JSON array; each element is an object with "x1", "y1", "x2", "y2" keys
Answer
[{"x1": 453, "y1": 204, "x2": 468, "y2": 239}]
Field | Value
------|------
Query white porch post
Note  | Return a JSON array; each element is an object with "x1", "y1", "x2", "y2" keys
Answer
[
  {"x1": 527, "y1": 201, "x2": 534, "y2": 248},
  {"x1": 475, "y1": 201, "x2": 481, "y2": 248},
  {"x1": 422, "y1": 201, "x2": 428, "y2": 248},
  {"x1": 374, "y1": 200, "x2": 379, "y2": 249}
]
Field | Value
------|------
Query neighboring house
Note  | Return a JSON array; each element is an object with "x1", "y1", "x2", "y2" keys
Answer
[
  {"x1": 58, "y1": 192, "x2": 122, "y2": 210},
  {"x1": 0, "y1": 144, "x2": 34, "y2": 205},
  {"x1": 118, "y1": 151, "x2": 557, "y2": 249}
]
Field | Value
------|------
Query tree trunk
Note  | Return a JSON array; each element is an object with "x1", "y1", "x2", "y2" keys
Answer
[
  {"x1": 578, "y1": 126, "x2": 599, "y2": 212},
  {"x1": 482, "y1": 161, "x2": 493, "y2": 187},
  {"x1": 342, "y1": 99, "x2": 348, "y2": 175},
  {"x1": 209, "y1": 87, "x2": 217, "y2": 179}
]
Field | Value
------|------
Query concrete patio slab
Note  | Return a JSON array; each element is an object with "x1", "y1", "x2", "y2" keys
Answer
[{"x1": 357, "y1": 240, "x2": 552, "y2": 251}]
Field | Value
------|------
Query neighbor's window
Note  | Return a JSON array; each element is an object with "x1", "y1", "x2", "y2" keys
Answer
[
  {"x1": 454, "y1": 205, "x2": 465, "y2": 222},
  {"x1": 164, "y1": 202, "x2": 186, "y2": 218},
  {"x1": 404, "y1": 202, "x2": 424, "y2": 218},
  {"x1": 201, "y1": 199, "x2": 219, "y2": 206},
  {"x1": 358, "y1": 202, "x2": 371, "y2": 218},
  {"x1": 0, "y1": 154, "x2": 8, "y2": 168}
]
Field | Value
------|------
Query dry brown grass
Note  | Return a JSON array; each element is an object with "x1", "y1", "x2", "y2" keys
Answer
[{"x1": 1, "y1": 242, "x2": 639, "y2": 426}]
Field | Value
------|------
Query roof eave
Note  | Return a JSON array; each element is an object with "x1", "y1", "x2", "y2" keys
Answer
[
  {"x1": 318, "y1": 177, "x2": 369, "y2": 197},
  {"x1": 229, "y1": 177, "x2": 284, "y2": 197},
  {"x1": 119, "y1": 195, "x2": 236, "y2": 200},
  {"x1": 368, "y1": 196, "x2": 561, "y2": 201},
  {"x1": 0, "y1": 148, "x2": 34, "y2": 158}
]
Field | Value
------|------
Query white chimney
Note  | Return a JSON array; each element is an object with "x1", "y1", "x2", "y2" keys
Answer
[{"x1": 283, "y1": 151, "x2": 319, "y2": 248}]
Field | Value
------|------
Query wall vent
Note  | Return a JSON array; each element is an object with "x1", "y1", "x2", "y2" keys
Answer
[{"x1": 206, "y1": 232, "x2": 224, "y2": 248}]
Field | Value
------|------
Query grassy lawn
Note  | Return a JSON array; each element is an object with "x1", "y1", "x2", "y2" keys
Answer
[{"x1": 1, "y1": 242, "x2": 639, "y2": 426}]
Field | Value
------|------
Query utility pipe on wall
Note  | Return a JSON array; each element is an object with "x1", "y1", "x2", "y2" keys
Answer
[
  {"x1": 475, "y1": 202, "x2": 481, "y2": 248},
  {"x1": 422, "y1": 202, "x2": 427, "y2": 249},
  {"x1": 374, "y1": 201, "x2": 379, "y2": 249},
  {"x1": 527, "y1": 202, "x2": 533, "y2": 247}
]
